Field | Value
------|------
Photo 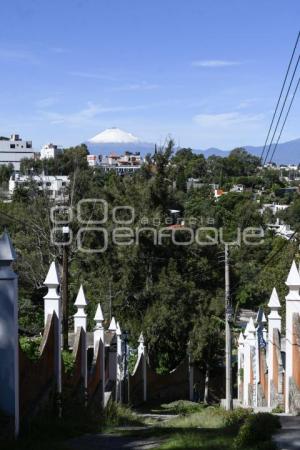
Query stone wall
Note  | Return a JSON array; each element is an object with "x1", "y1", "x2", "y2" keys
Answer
[
  {"x1": 258, "y1": 348, "x2": 268, "y2": 406},
  {"x1": 129, "y1": 353, "x2": 145, "y2": 406},
  {"x1": 146, "y1": 358, "x2": 189, "y2": 404}
]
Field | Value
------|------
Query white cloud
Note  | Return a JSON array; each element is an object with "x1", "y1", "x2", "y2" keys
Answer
[
  {"x1": 41, "y1": 102, "x2": 153, "y2": 126},
  {"x1": 0, "y1": 48, "x2": 37, "y2": 63},
  {"x1": 110, "y1": 82, "x2": 160, "y2": 92},
  {"x1": 69, "y1": 71, "x2": 117, "y2": 81},
  {"x1": 36, "y1": 97, "x2": 60, "y2": 108},
  {"x1": 193, "y1": 112, "x2": 263, "y2": 129},
  {"x1": 192, "y1": 60, "x2": 241, "y2": 68}
]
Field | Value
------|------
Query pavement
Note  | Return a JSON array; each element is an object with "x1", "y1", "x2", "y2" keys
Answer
[{"x1": 273, "y1": 415, "x2": 300, "y2": 450}]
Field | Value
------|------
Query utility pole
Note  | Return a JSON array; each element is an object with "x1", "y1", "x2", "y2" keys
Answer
[
  {"x1": 62, "y1": 226, "x2": 69, "y2": 350},
  {"x1": 224, "y1": 244, "x2": 233, "y2": 411}
]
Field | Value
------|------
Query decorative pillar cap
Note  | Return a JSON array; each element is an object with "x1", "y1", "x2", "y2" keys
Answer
[
  {"x1": 286, "y1": 260, "x2": 300, "y2": 288},
  {"x1": 0, "y1": 232, "x2": 16, "y2": 262},
  {"x1": 108, "y1": 316, "x2": 117, "y2": 331},
  {"x1": 94, "y1": 303, "x2": 104, "y2": 322},
  {"x1": 246, "y1": 317, "x2": 256, "y2": 339},
  {"x1": 268, "y1": 287, "x2": 281, "y2": 309},
  {"x1": 75, "y1": 285, "x2": 88, "y2": 307},
  {"x1": 238, "y1": 332, "x2": 245, "y2": 345},
  {"x1": 44, "y1": 261, "x2": 60, "y2": 287},
  {"x1": 116, "y1": 321, "x2": 122, "y2": 336},
  {"x1": 256, "y1": 306, "x2": 267, "y2": 324}
]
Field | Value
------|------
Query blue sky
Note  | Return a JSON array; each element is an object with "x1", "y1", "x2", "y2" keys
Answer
[{"x1": 0, "y1": 0, "x2": 299, "y2": 150}]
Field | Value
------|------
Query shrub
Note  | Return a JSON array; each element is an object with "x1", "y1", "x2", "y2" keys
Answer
[
  {"x1": 19, "y1": 336, "x2": 41, "y2": 361},
  {"x1": 233, "y1": 413, "x2": 281, "y2": 449},
  {"x1": 103, "y1": 400, "x2": 143, "y2": 427},
  {"x1": 272, "y1": 405, "x2": 284, "y2": 413},
  {"x1": 62, "y1": 351, "x2": 75, "y2": 375},
  {"x1": 161, "y1": 400, "x2": 204, "y2": 415},
  {"x1": 222, "y1": 407, "x2": 251, "y2": 433}
]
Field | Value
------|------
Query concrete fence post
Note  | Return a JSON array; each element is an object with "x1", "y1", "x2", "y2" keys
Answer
[
  {"x1": 94, "y1": 303, "x2": 105, "y2": 408},
  {"x1": 116, "y1": 322, "x2": 122, "y2": 402},
  {"x1": 267, "y1": 287, "x2": 281, "y2": 408},
  {"x1": 0, "y1": 232, "x2": 19, "y2": 437},
  {"x1": 43, "y1": 260, "x2": 62, "y2": 417},
  {"x1": 138, "y1": 333, "x2": 147, "y2": 402},
  {"x1": 74, "y1": 285, "x2": 88, "y2": 405},
  {"x1": 285, "y1": 261, "x2": 300, "y2": 413},
  {"x1": 237, "y1": 332, "x2": 245, "y2": 403},
  {"x1": 243, "y1": 317, "x2": 256, "y2": 407}
]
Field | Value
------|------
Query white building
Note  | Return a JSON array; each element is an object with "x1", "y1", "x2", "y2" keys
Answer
[
  {"x1": 98, "y1": 151, "x2": 143, "y2": 174},
  {"x1": 40, "y1": 143, "x2": 62, "y2": 160},
  {"x1": 9, "y1": 174, "x2": 70, "y2": 202},
  {"x1": 87, "y1": 154, "x2": 100, "y2": 167},
  {"x1": 0, "y1": 134, "x2": 35, "y2": 170},
  {"x1": 230, "y1": 184, "x2": 244, "y2": 193}
]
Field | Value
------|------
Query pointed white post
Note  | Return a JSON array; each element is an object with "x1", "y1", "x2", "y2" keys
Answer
[
  {"x1": 138, "y1": 333, "x2": 147, "y2": 402},
  {"x1": 94, "y1": 303, "x2": 105, "y2": 408},
  {"x1": 74, "y1": 285, "x2": 88, "y2": 405},
  {"x1": 243, "y1": 317, "x2": 256, "y2": 407},
  {"x1": 94, "y1": 303, "x2": 104, "y2": 351},
  {"x1": 285, "y1": 261, "x2": 300, "y2": 413},
  {"x1": 0, "y1": 233, "x2": 19, "y2": 437},
  {"x1": 108, "y1": 316, "x2": 117, "y2": 383},
  {"x1": 116, "y1": 322, "x2": 122, "y2": 402},
  {"x1": 43, "y1": 260, "x2": 62, "y2": 417},
  {"x1": 74, "y1": 285, "x2": 88, "y2": 332},
  {"x1": 238, "y1": 332, "x2": 245, "y2": 403},
  {"x1": 43, "y1": 261, "x2": 60, "y2": 326},
  {"x1": 267, "y1": 287, "x2": 281, "y2": 408},
  {"x1": 109, "y1": 316, "x2": 117, "y2": 332}
]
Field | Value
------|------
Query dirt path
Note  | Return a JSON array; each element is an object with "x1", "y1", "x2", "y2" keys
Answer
[
  {"x1": 273, "y1": 415, "x2": 300, "y2": 450},
  {"x1": 67, "y1": 413, "x2": 176, "y2": 450},
  {"x1": 67, "y1": 433, "x2": 163, "y2": 450}
]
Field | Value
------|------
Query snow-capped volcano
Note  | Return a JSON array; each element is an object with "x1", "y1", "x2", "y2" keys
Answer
[{"x1": 88, "y1": 127, "x2": 140, "y2": 144}]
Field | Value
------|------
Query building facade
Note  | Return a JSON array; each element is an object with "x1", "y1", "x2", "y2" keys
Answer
[
  {"x1": 40, "y1": 143, "x2": 63, "y2": 160},
  {"x1": 9, "y1": 174, "x2": 70, "y2": 202},
  {"x1": 0, "y1": 134, "x2": 35, "y2": 171}
]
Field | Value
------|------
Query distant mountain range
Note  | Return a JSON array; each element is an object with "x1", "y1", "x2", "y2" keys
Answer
[
  {"x1": 86, "y1": 128, "x2": 300, "y2": 165},
  {"x1": 197, "y1": 138, "x2": 300, "y2": 164}
]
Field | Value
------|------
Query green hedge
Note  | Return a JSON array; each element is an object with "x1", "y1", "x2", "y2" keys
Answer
[{"x1": 233, "y1": 412, "x2": 281, "y2": 449}]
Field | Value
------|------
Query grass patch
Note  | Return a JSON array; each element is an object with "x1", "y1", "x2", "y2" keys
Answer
[
  {"x1": 103, "y1": 399, "x2": 145, "y2": 429},
  {"x1": 157, "y1": 429, "x2": 234, "y2": 450},
  {"x1": 161, "y1": 407, "x2": 224, "y2": 429},
  {"x1": 160, "y1": 400, "x2": 205, "y2": 415}
]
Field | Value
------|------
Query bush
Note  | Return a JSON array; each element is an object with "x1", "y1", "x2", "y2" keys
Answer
[
  {"x1": 19, "y1": 336, "x2": 41, "y2": 361},
  {"x1": 233, "y1": 413, "x2": 281, "y2": 449},
  {"x1": 161, "y1": 400, "x2": 204, "y2": 415},
  {"x1": 62, "y1": 351, "x2": 75, "y2": 375},
  {"x1": 103, "y1": 400, "x2": 143, "y2": 427},
  {"x1": 222, "y1": 407, "x2": 252, "y2": 433}
]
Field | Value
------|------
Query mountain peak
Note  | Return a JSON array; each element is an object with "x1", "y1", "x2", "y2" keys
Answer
[{"x1": 88, "y1": 128, "x2": 140, "y2": 144}]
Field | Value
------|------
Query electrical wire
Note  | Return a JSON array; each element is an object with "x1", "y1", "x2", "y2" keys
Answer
[
  {"x1": 269, "y1": 75, "x2": 300, "y2": 163},
  {"x1": 263, "y1": 54, "x2": 300, "y2": 165},
  {"x1": 260, "y1": 31, "x2": 300, "y2": 163}
]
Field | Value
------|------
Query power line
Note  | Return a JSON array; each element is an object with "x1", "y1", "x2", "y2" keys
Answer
[
  {"x1": 263, "y1": 54, "x2": 300, "y2": 165},
  {"x1": 230, "y1": 229, "x2": 298, "y2": 302},
  {"x1": 260, "y1": 31, "x2": 300, "y2": 164},
  {"x1": 269, "y1": 75, "x2": 300, "y2": 163}
]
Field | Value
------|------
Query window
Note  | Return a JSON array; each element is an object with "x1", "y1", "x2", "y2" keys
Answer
[
  {"x1": 10, "y1": 144, "x2": 15, "y2": 149},
  {"x1": 46, "y1": 182, "x2": 51, "y2": 187}
]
